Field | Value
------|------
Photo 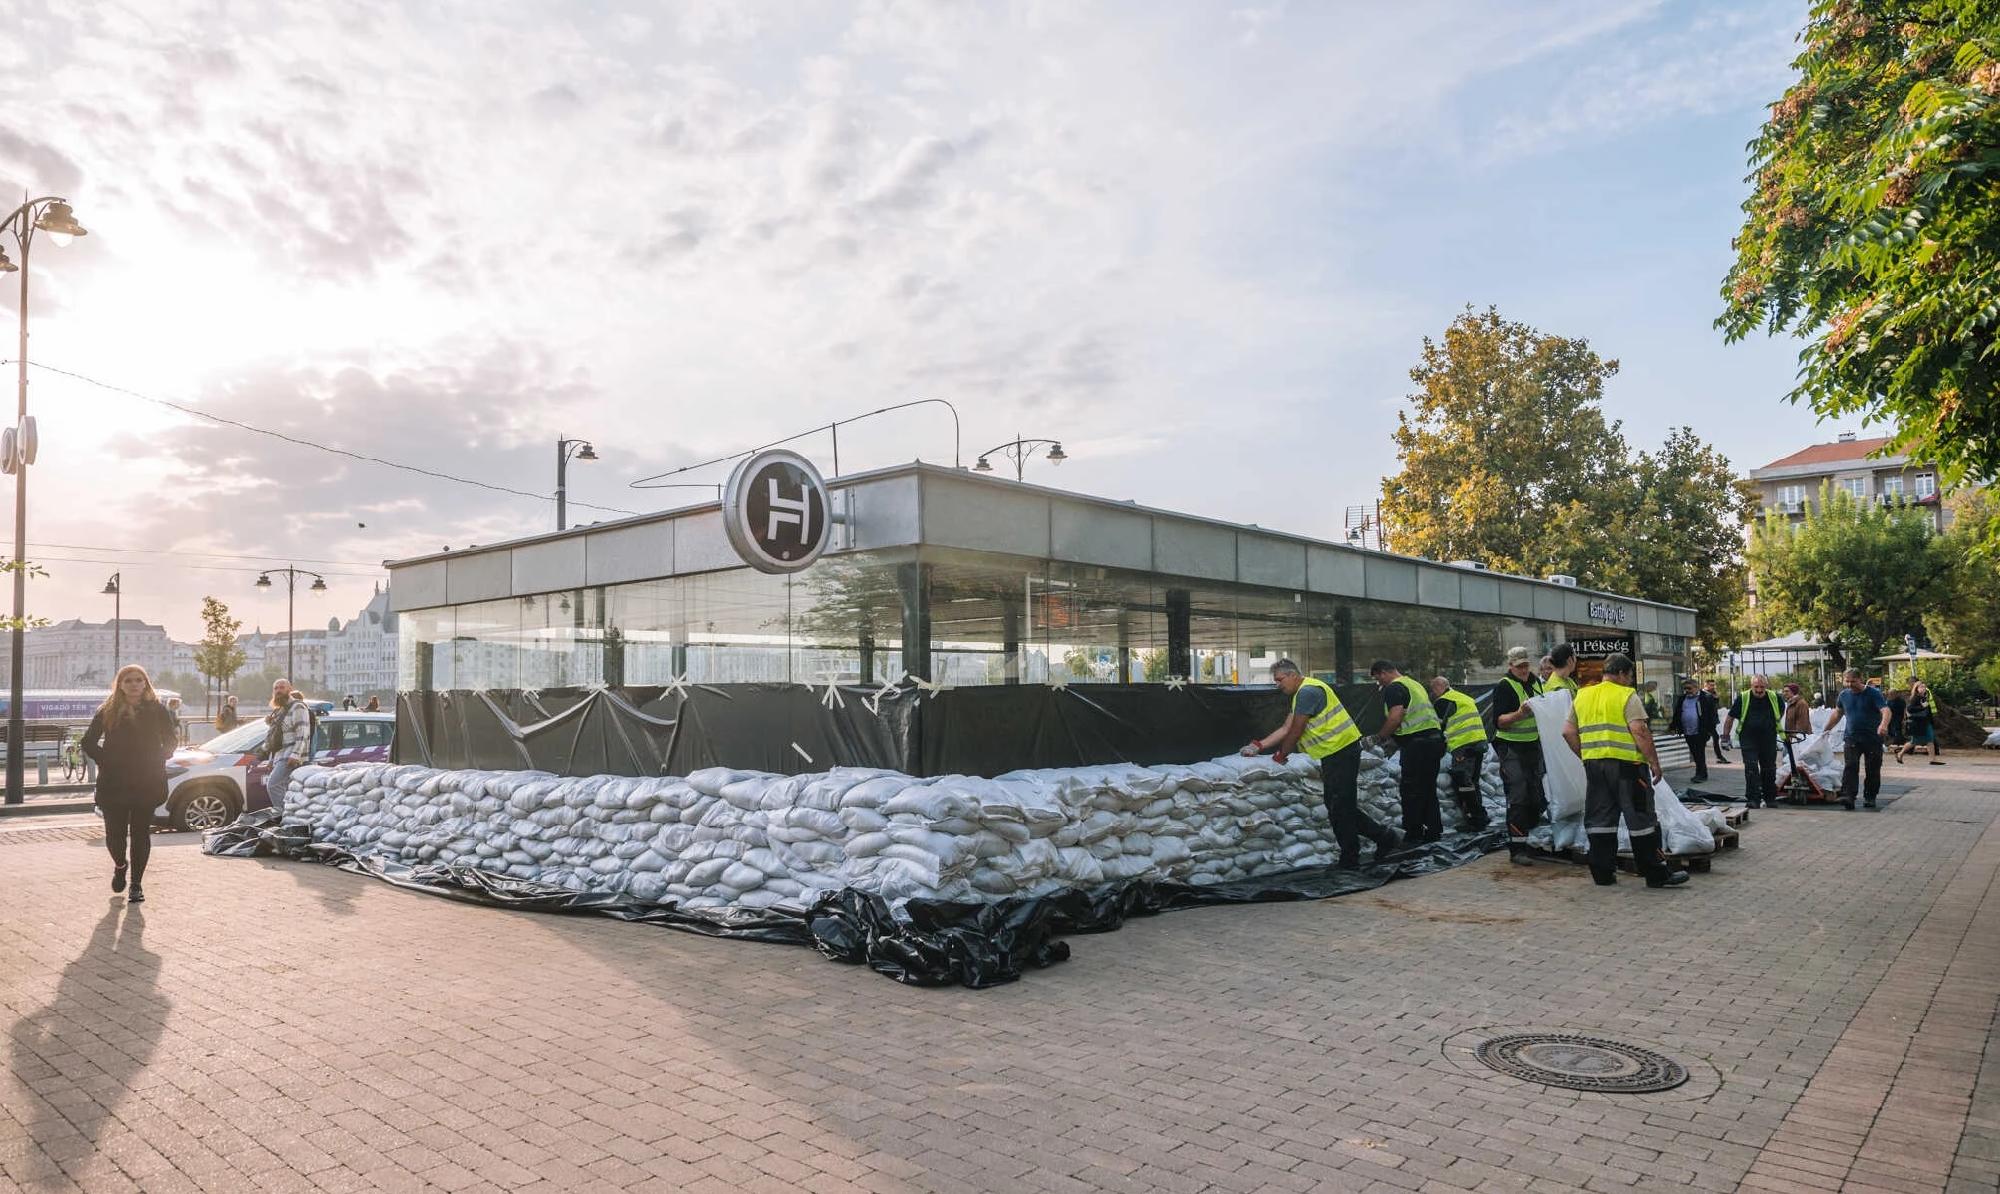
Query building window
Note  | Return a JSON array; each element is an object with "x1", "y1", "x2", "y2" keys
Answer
[
  {"x1": 1880, "y1": 475, "x2": 1904, "y2": 499},
  {"x1": 1915, "y1": 473, "x2": 1936, "y2": 499},
  {"x1": 1778, "y1": 484, "x2": 1805, "y2": 510},
  {"x1": 1839, "y1": 477, "x2": 1870, "y2": 499}
]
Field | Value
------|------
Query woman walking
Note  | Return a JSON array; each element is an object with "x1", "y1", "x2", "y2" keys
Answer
[
  {"x1": 1897, "y1": 680, "x2": 1946, "y2": 765},
  {"x1": 81, "y1": 665, "x2": 180, "y2": 904}
]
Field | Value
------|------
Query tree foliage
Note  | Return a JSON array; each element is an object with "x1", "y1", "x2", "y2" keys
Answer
[
  {"x1": 1382, "y1": 307, "x2": 1755, "y2": 651},
  {"x1": 193, "y1": 597, "x2": 246, "y2": 699},
  {"x1": 1927, "y1": 487, "x2": 2000, "y2": 691},
  {"x1": 1746, "y1": 485, "x2": 1957, "y2": 669},
  {"x1": 1720, "y1": 1, "x2": 2000, "y2": 490}
]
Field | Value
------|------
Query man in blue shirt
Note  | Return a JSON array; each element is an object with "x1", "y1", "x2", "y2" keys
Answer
[{"x1": 1823, "y1": 668, "x2": 1892, "y2": 810}]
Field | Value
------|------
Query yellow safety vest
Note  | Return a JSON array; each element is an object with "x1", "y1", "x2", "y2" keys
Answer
[
  {"x1": 1733, "y1": 690, "x2": 1783, "y2": 727},
  {"x1": 1496, "y1": 675, "x2": 1540, "y2": 743},
  {"x1": 1438, "y1": 689, "x2": 1486, "y2": 751},
  {"x1": 1546, "y1": 672, "x2": 1579, "y2": 696},
  {"x1": 1575, "y1": 681, "x2": 1644, "y2": 764},
  {"x1": 1293, "y1": 677, "x2": 1361, "y2": 759},
  {"x1": 1389, "y1": 675, "x2": 1441, "y2": 736}
]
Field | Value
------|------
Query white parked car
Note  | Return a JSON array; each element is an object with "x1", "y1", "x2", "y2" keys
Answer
[{"x1": 151, "y1": 711, "x2": 395, "y2": 831}]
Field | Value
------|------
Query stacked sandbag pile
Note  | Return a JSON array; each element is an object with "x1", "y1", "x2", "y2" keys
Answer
[{"x1": 284, "y1": 744, "x2": 1502, "y2": 912}]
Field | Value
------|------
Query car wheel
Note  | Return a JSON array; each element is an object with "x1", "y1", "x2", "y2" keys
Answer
[{"x1": 170, "y1": 785, "x2": 240, "y2": 832}]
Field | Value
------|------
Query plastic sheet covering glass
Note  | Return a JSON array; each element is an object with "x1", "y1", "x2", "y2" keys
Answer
[{"x1": 205, "y1": 799, "x2": 1498, "y2": 989}]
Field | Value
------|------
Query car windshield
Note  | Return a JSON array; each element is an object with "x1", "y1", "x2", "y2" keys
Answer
[{"x1": 194, "y1": 720, "x2": 271, "y2": 754}]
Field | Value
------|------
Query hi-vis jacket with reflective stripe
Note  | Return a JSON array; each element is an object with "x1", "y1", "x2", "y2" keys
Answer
[
  {"x1": 1389, "y1": 675, "x2": 1441, "y2": 736},
  {"x1": 1496, "y1": 674, "x2": 1540, "y2": 743},
  {"x1": 1293, "y1": 677, "x2": 1360, "y2": 759},
  {"x1": 1575, "y1": 681, "x2": 1645, "y2": 764},
  {"x1": 1437, "y1": 688, "x2": 1486, "y2": 751}
]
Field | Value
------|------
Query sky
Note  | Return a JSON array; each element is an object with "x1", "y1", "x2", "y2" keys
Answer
[{"x1": 0, "y1": 0, "x2": 1827, "y2": 642}]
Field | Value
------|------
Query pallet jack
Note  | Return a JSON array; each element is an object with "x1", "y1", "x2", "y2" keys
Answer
[{"x1": 1776, "y1": 732, "x2": 1832, "y2": 804}]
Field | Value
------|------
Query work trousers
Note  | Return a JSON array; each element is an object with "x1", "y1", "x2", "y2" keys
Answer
[
  {"x1": 1583, "y1": 758, "x2": 1663, "y2": 885},
  {"x1": 1318, "y1": 743, "x2": 1394, "y2": 866},
  {"x1": 1497, "y1": 740, "x2": 1547, "y2": 849},
  {"x1": 1446, "y1": 746, "x2": 1489, "y2": 830},
  {"x1": 1740, "y1": 733, "x2": 1778, "y2": 807},
  {"x1": 101, "y1": 803, "x2": 152, "y2": 885},
  {"x1": 1683, "y1": 733, "x2": 1709, "y2": 781},
  {"x1": 1395, "y1": 732, "x2": 1446, "y2": 842},
  {"x1": 1840, "y1": 741, "x2": 1883, "y2": 806}
]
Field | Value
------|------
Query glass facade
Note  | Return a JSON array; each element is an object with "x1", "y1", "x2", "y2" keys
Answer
[{"x1": 398, "y1": 548, "x2": 1602, "y2": 692}]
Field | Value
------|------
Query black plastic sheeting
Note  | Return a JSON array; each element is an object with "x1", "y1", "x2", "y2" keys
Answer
[
  {"x1": 394, "y1": 681, "x2": 1471, "y2": 779},
  {"x1": 205, "y1": 811, "x2": 1501, "y2": 988}
]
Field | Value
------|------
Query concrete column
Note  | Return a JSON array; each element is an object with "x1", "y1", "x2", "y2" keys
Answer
[
  {"x1": 1166, "y1": 588, "x2": 1191, "y2": 680},
  {"x1": 898, "y1": 562, "x2": 932, "y2": 680}
]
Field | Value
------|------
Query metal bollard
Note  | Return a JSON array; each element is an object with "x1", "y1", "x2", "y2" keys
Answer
[{"x1": 36, "y1": 755, "x2": 48, "y2": 785}]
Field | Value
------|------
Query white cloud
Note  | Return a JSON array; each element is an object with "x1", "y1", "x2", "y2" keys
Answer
[{"x1": 0, "y1": 0, "x2": 1806, "y2": 639}]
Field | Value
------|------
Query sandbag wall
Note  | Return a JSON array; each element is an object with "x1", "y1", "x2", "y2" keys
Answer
[{"x1": 286, "y1": 745, "x2": 1504, "y2": 912}]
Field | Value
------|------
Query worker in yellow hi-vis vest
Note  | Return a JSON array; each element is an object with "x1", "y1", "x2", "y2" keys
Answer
[
  {"x1": 1368, "y1": 659, "x2": 1446, "y2": 844},
  {"x1": 1242, "y1": 659, "x2": 1401, "y2": 868},
  {"x1": 1562, "y1": 653, "x2": 1689, "y2": 889},
  {"x1": 1427, "y1": 675, "x2": 1491, "y2": 832}
]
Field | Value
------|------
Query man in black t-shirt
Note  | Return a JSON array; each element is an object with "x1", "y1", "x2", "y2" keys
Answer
[
  {"x1": 1720, "y1": 674, "x2": 1783, "y2": 808},
  {"x1": 1369, "y1": 660, "x2": 1447, "y2": 844}
]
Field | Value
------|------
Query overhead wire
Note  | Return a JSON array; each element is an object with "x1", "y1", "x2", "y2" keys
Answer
[{"x1": 8, "y1": 360, "x2": 640, "y2": 518}]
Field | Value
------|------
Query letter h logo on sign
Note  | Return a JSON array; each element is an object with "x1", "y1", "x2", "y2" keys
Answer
[{"x1": 764, "y1": 476, "x2": 813, "y2": 544}]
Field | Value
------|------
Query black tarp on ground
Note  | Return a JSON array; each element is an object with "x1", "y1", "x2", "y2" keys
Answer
[
  {"x1": 395, "y1": 681, "x2": 1466, "y2": 778},
  {"x1": 204, "y1": 812, "x2": 1501, "y2": 988}
]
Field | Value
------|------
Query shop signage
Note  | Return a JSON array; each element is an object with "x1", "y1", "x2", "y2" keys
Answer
[
  {"x1": 1586, "y1": 599, "x2": 1629, "y2": 625},
  {"x1": 723, "y1": 449, "x2": 831, "y2": 574},
  {"x1": 1567, "y1": 630, "x2": 1636, "y2": 686}
]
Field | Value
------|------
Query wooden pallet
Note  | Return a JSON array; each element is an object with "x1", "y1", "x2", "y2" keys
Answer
[
  {"x1": 1713, "y1": 828, "x2": 1740, "y2": 851},
  {"x1": 1546, "y1": 846, "x2": 1714, "y2": 874}
]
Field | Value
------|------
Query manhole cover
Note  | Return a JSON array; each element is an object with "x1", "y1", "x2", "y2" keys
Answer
[{"x1": 1473, "y1": 1033, "x2": 1688, "y2": 1093}]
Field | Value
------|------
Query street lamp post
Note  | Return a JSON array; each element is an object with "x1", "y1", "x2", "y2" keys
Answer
[
  {"x1": 973, "y1": 435, "x2": 1069, "y2": 481},
  {"x1": 255, "y1": 567, "x2": 328, "y2": 682},
  {"x1": 1, "y1": 195, "x2": 87, "y2": 805},
  {"x1": 555, "y1": 436, "x2": 598, "y2": 531},
  {"x1": 102, "y1": 573, "x2": 120, "y2": 680}
]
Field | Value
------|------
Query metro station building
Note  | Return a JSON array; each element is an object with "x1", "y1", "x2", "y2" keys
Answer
[{"x1": 385, "y1": 463, "x2": 1695, "y2": 699}]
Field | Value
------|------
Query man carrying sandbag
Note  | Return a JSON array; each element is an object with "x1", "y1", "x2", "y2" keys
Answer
[
  {"x1": 1563, "y1": 653, "x2": 1689, "y2": 889},
  {"x1": 1369, "y1": 659, "x2": 1446, "y2": 845},
  {"x1": 1490, "y1": 646, "x2": 1546, "y2": 864},
  {"x1": 1427, "y1": 675, "x2": 1490, "y2": 832},
  {"x1": 1721, "y1": 674, "x2": 1783, "y2": 809},
  {"x1": 1242, "y1": 660, "x2": 1400, "y2": 868}
]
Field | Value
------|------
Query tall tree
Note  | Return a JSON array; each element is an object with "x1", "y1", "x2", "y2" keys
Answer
[
  {"x1": 1746, "y1": 485, "x2": 1957, "y2": 669},
  {"x1": 1720, "y1": 1, "x2": 2000, "y2": 491},
  {"x1": 1382, "y1": 306, "x2": 1628, "y2": 575},
  {"x1": 1382, "y1": 308, "x2": 1754, "y2": 651},
  {"x1": 1927, "y1": 488, "x2": 2000, "y2": 670},
  {"x1": 193, "y1": 597, "x2": 246, "y2": 711}
]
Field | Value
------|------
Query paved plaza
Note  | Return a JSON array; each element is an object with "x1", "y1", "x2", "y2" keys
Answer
[{"x1": 3, "y1": 755, "x2": 1998, "y2": 1194}]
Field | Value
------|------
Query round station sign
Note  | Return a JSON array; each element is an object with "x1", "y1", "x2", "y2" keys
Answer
[{"x1": 722, "y1": 449, "x2": 832, "y2": 574}]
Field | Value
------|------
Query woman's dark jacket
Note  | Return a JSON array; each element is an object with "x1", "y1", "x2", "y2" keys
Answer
[{"x1": 81, "y1": 699, "x2": 180, "y2": 810}]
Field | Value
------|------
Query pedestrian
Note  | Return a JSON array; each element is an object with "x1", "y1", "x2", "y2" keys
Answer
[
  {"x1": 1544, "y1": 645, "x2": 1580, "y2": 697},
  {"x1": 1886, "y1": 688, "x2": 1908, "y2": 749},
  {"x1": 1427, "y1": 675, "x2": 1490, "y2": 831},
  {"x1": 1490, "y1": 646, "x2": 1546, "y2": 864},
  {"x1": 1721, "y1": 674, "x2": 1783, "y2": 809},
  {"x1": 1368, "y1": 660, "x2": 1446, "y2": 845},
  {"x1": 215, "y1": 695, "x2": 240, "y2": 731},
  {"x1": 164, "y1": 695, "x2": 185, "y2": 744},
  {"x1": 363, "y1": 695, "x2": 381, "y2": 712},
  {"x1": 262, "y1": 679, "x2": 311, "y2": 817},
  {"x1": 1823, "y1": 668, "x2": 1891, "y2": 810},
  {"x1": 1562, "y1": 653, "x2": 1688, "y2": 889},
  {"x1": 1537, "y1": 656, "x2": 1555, "y2": 685},
  {"x1": 1242, "y1": 660, "x2": 1399, "y2": 868},
  {"x1": 1896, "y1": 679, "x2": 1945, "y2": 766},
  {"x1": 1674, "y1": 678, "x2": 1715, "y2": 783},
  {"x1": 80, "y1": 665, "x2": 179, "y2": 905},
  {"x1": 341, "y1": 694, "x2": 358, "y2": 711},
  {"x1": 1702, "y1": 679, "x2": 1732, "y2": 764}
]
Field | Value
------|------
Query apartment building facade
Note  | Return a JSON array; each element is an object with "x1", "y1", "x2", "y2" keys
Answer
[{"x1": 1748, "y1": 432, "x2": 1954, "y2": 531}]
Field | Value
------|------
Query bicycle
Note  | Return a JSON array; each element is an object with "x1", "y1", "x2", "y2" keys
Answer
[{"x1": 58, "y1": 734, "x2": 85, "y2": 782}]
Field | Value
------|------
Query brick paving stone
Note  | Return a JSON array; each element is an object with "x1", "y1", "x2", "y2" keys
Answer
[{"x1": 2, "y1": 759, "x2": 1998, "y2": 1191}]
